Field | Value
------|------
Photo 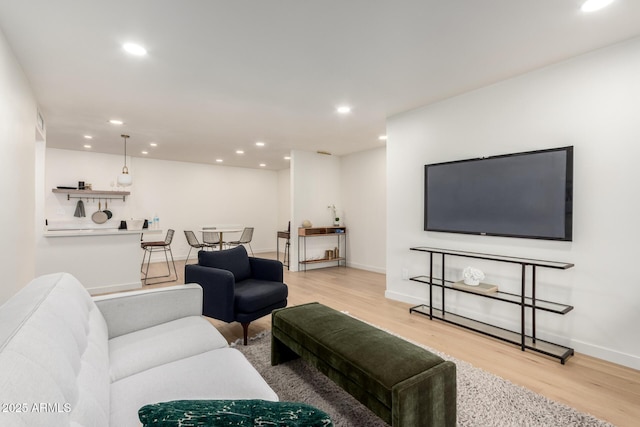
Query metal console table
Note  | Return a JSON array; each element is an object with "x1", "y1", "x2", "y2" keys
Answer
[
  {"x1": 409, "y1": 246, "x2": 575, "y2": 364},
  {"x1": 298, "y1": 226, "x2": 347, "y2": 271}
]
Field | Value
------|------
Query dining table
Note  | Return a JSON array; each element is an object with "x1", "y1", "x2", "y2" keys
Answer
[{"x1": 199, "y1": 228, "x2": 243, "y2": 250}]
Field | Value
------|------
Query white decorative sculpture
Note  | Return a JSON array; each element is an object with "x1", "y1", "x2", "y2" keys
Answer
[{"x1": 462, "y1": 267, "x2": 485, "y2": 286}]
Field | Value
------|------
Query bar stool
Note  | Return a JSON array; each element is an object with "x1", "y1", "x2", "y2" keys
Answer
[{"x1": 141, "y1": 229, "x2": 177, "y2": 285}]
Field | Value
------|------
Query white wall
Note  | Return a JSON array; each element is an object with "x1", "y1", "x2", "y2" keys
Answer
[
  {"x1": 341, "y1": 146, "x2": 387, "y2": 273},
  {"x1": 277, "y1": 168, "x2": 291, "y2": 232},
  {"x1": 386, "y1": 37, "x2": 640, "y2": 369},
  {"x1": 43, "y1": 146, "x2": 387, "y2": 276},
  {"x1": 0, "y1": 28, "x2": 37, "y2": 304},
  {"x1": 290, "y1": 150, "x2": 342, "y2": 271},
  {"x1": 288, "y1": 148, "x2": 387, "y2": 273},
  {"x1": 41, "y1": 149, "x2": 280, "y2": 261}
]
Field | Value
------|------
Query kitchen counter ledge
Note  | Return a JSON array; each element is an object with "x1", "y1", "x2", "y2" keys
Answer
[{"x1": 44, "y1": 228, "x2": 163, "y2": 237}]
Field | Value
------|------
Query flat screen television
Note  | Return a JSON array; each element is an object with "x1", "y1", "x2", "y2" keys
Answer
[{"x1": 424, "y1": 146, "x2": 573, "y2": 241}]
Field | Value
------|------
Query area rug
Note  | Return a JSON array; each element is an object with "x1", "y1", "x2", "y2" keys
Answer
[{"x1": 235, "y1": 332, "x2": 613, "y2": 427}]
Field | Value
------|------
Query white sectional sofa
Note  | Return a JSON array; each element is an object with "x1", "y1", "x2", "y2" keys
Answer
[{"x1": 0, "y1": 272, "x2": 277, "y2": 427}]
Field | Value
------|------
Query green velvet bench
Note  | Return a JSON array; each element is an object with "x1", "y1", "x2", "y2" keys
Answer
[{"x1": 271, "y1": 302, "x2": 456, "y2": 427}]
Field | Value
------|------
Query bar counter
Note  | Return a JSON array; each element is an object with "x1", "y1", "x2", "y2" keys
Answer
[{"x1": 37, "y1": 228, "x2": 163, "y2": 295}]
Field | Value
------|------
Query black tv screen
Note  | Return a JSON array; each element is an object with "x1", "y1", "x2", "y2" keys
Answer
[{"x1": 424, "y1": 146, "x2": 573, "y2": 241}]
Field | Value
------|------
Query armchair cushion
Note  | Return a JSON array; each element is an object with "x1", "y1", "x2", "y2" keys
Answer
[
  {"x1": 199, "y1": 245, "x2": 252, "y2": 282},
  {"x1": 235, "y1": 279, "x2": 289, "y2": 313}
]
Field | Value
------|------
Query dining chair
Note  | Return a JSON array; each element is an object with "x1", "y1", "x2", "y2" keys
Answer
[
  {"x1": 184, "y1": 230, "x2": 209, "y2": 264},
  {"x1": 283, "y1": 221, "x2": 290, "y2": 269},
  {"x1": 226, "y1": 227, "x2": 254, "y2": 256},
  {"x1": 201, "y1": 226, "x2": 222, "y2": 250}
]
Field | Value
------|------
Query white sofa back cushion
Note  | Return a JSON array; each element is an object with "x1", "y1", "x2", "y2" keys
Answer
[{"x1": 0, "y1": 273, "x2": 110, "y2": 427}]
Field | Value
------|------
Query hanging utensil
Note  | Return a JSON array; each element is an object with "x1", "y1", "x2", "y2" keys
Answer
[
  {"x1": 92, "y1": 200, "x2": 108, "y2": 224},
  {"x1": 73, "y1": 200, "x2": 85, "y2": 217},
  {"x1": 103, "y1": 199, "x2": 113, "y2": 219}
]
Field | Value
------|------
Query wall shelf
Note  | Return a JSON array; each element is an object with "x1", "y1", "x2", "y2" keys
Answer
[
  {"x1": 409, "y1": 246, "x2": 575, "y2": 364},
  {"x1": 52, "y1": 188, "x2": 130, "y2": 201}
]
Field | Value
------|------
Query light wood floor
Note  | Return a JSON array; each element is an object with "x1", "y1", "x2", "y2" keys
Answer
[{"x1": 142, "y1": 252, "x2": 640, "y2": 427}]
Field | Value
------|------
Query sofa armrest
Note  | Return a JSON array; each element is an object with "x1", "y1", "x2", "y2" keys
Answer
[
  {"x1": 249, "y1": 257, "x2": 284, "y2": 282},
  {"x1": 184, "y1": 264, "x2": 236, "y2": 323},
  {"x1": 93, "y1": 284, "x2": 203, "y2": 339}
]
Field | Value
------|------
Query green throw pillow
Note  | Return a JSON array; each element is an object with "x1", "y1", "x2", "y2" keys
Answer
[{"x1": 138, "y1": 399, "x2": 333, "y2": 427}]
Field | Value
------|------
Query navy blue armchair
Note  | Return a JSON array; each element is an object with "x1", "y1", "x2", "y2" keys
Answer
[{"x1": 184, "y1": 245, "x2": 288, "y2": 344}]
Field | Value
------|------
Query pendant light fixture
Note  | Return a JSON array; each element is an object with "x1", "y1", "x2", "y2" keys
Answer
[{"x1": 117, "y1": 134, "x2": 132, "y2": 186}]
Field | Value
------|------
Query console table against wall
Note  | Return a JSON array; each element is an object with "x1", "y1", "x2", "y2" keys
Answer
[
  {"x1": 409, "y1": 247, "x2": 575, "y2": 364},
  {"x1": 298, "y1": 227, "x2": 347, "y2": 271}
]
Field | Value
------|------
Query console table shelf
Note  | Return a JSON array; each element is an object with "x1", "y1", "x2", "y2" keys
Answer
[
  {"x1": 298, "y1": 226, "x2": 346, "y2": 271},
  {"x1": 409, "y1": 305, "x2": 574, "y2": 362},
  {"x1": 300, "y1": 257, "x2": 346, "y2": 265},
  {"x1": 409, "y1": 246, "x2": 575, "y2": 364},
  {"x1": 409, "y1": 276, "x2": 573, "y2": 314}
]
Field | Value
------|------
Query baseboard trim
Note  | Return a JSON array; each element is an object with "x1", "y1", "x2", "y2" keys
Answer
[
  {"x1": 346, "y1": 261, "x2": 386, "y2": 274},
  {"x1": 570, "y1": 339, "x2": 640, "y2": 371}
]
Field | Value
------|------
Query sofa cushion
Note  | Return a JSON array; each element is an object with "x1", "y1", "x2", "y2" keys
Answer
[
  {"x1": 234, "y1": 279, "x2": 289, "y2": 313},
  {"x1": 198, "y1": 246, "x2": 252, "y2": 282},
  {"x1": 108, "y1": 316, "x2": 229, "y2": 382},
  {"x1": 0, "y1": 272, "x2": 110, "y2": 427},
  {"x1": 110, "y1": 348, "x2": 278, "y2": 427},
  {"x1": 138, "y1": 400, "x2": 332, "y2": 427}
]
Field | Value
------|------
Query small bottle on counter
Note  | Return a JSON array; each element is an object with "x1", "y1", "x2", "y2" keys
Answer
[{"x1": 153, "y1": 214, "x2": 159, "y2": 230}]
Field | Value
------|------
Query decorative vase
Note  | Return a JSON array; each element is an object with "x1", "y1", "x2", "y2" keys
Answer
[{"x1": 462, "y1": 266, "x2": 484, "y2": 286}]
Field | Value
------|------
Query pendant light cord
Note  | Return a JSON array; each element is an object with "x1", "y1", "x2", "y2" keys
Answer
[{"x1": 121, "y1": 134, "x2": 130, "y2": 173}]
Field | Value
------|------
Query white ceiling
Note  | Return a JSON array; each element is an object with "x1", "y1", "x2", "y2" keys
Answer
[{"x1": 1, "y1": 0, "x2": 639, "y2": 170}]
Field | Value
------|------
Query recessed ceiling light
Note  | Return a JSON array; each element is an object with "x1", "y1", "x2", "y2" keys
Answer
[
  {"x1": 123, "y1": 43, "x2": 147, "y2": 56},
  {"x1": 141, "y1": 150, "x2": 148, "y2": 155},
  {"x1": 83, "y1": 144, "x2": 92, "y2": 149},
  {"x1": 284, "y1": 156, "x2": 291, "y2": 160},
  {"x1": 216, "y1": 159, "x2": 224, "y2": 163},
  {"x1": 581, "y1": 0, "x2": 614, "y2": 12},
  {"x1": 149, "y1": 142, "x2": 158, "y2": 147},
  {"x1": 259, "y1": 163, "x2": 266, "y2": 167},
  {"x1": 336, "y1": 105, "x2": 352, "y2": 114},
  {"x1": 236, "y1": 150, "x2": 245, "y2": 154},
  {"x1": 378, "y1": 135, "x2": 387, "y2": 141},
  {"x1": 109, "y1": 119, "x2": 124, "y2": 125},
  {"x1": 83, "y1": 135, "x2": 93, "y2": 140},
  {"x1": 255, "y1": 141, "x2": 265, "y2": 147}
]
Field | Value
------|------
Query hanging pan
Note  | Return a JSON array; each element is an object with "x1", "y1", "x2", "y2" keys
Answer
[
  {"x1": 103, "y1": 199, "x2": 113, "y2": 219},
  {"x1": 92, "y1": 200, "x2": 108, "y2": 224}
]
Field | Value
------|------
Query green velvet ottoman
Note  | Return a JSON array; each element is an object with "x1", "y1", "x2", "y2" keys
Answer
[{"x1": 271, "y1": 302, "x2": 456, "y2": 427}]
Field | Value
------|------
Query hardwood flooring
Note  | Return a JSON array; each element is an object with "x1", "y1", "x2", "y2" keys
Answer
[{"x1": 142, "y1": 252, "x2": 640, "y2": 427}]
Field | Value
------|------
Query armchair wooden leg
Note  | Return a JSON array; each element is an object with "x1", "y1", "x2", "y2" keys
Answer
[{"x1": 241, "y1": 322, "x2": 250, "y2": 345}]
